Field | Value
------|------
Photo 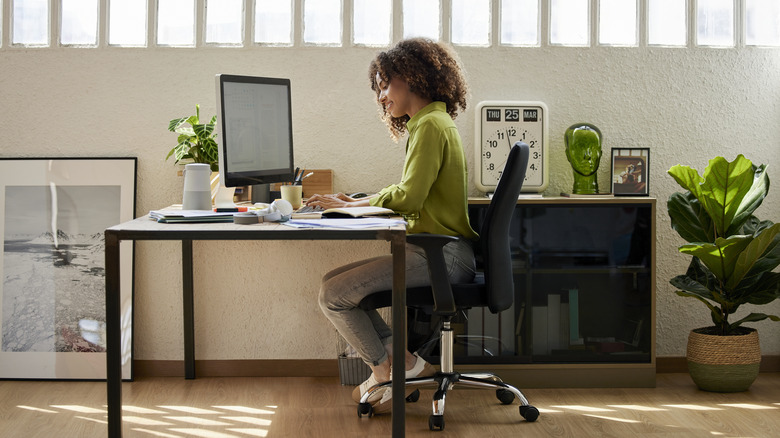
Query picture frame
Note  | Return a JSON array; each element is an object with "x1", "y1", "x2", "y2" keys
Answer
[
  {"x1": 0, "y1": 158, "x2": 136, "y2": 380},
  {"x1": 611, "y1": 148, "x2": 649, "y2": 196}
]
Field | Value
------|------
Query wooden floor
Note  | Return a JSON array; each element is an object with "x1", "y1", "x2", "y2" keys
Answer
[{"x1": 1, "y1": 373, "x2": 778, "y2": 437}]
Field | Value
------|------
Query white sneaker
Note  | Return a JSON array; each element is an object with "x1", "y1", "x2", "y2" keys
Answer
[
  {"x1": 351, "y1": 373, "x2": 387, "y2": 404},
  {"x1": 373, "y1": 354, "x2": 436, "y2": 415}
]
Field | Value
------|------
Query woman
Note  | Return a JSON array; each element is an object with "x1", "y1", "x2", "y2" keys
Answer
[{"x1": 307, "y1": 38, "x2": 478, "y2": 414}]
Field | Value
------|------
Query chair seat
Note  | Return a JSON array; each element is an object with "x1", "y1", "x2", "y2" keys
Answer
[{"x1": 358, "y1": 273, "x2": 487, "y2": 314}]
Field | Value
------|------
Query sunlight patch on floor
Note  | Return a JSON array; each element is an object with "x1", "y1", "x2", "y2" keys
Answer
[
  {"x1": 131, "y1": 428, "x2": 182, "y2": 437},
  {"x1": 220, "y1": 416, "x2": 273, "y2": 426},
  {"x1": 50, "y1": 404, "x2": 105, "y2": 414},
  {"x1": 662, "y1": 404, "x2": 722, "y2": 411},
  {"x1": 607, "y1": 404, "x2": 667, "y2": 411},
  {"x1": 718, "y1": 403, "x2": 779, "y2": 410},
  {"x1": 17, "y1": 405, "x2": 58, "y2": 414},
  {"x1": 167, "y1": 429, "x2": 240, "y2": 438},
  {"x1": 158, "y1": 406, "x2": 223, "y2": 414},
  {"x1": 226, "y1": 429, "x2": 269, "y2": 437},
  {"x1": 163, "y1": 416, "x2": 234, "y2": 426},
  {"x1": 74, "y1": 415, "x2": 107, "y2": 424},
  {"x1": 15, "y1": 402, "x2": 275, "y2": 438},
  {"x1": 549, "y1": 404, "x2": 615, "y2": 412},
  {"x1": 583, "y1": 414, "x2": 641, "y2": 423},
  {"x1": 122, "y1": 405, "x2": 170, "y2": 414}
]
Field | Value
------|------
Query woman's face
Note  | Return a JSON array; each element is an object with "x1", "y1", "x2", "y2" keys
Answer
[{"x1": 375, "y1": 72, "x2": 412, "y2": 118}]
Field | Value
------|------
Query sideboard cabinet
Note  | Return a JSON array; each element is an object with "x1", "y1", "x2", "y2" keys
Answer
[{"x1": 415, "y1": 197, "x2": 656, "y2": 388}]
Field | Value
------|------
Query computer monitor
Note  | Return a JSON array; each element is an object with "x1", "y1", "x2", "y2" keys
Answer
[{"x1": 215, "y1": 74, "x2": 295, "y2": 188}]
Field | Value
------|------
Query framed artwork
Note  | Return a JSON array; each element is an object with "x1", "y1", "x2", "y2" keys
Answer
[
  {"x1": 611, "y1": 148, "x2": 649, "y2": 196},
  {"x1": 0, "y1": 158, "x2": 136, "y2": 380}
]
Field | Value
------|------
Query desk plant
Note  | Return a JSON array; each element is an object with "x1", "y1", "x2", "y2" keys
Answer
[
  {"x1": 166, "y1": 104, "x2": 219, "y2": 171},
  {"x1": 667, "y1": 154, "x2": 779, "y2": 392}
]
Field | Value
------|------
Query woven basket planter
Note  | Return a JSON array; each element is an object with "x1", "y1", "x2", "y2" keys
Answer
[{"x1": 687, "y1": 327, "x2": 761, "y2": 392}]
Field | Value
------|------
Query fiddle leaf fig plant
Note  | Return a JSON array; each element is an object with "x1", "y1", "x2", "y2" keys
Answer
[
  {"x1": 166, "y1": 104, "x2": 219, "y2": 171},
  {"x1": 668, "y1": 155, "x2": 780, "y2": 336}
]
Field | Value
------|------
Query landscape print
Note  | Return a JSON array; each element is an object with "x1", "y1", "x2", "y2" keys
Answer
[{"x1": 2, "y1": 185, "x2": 119, "y2": 354}]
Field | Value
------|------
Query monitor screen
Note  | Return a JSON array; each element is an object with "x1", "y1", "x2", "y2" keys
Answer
[{"x1": 215, "y1": 74, "x2": 294, "y2": 187}]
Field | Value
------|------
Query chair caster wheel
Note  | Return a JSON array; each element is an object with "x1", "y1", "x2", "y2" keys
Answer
[
  {"x1": 406, "y1": 389, "x2": 420, "y2": 403},
  {"x1": 428, "y1": 414, "x2": 445, "y2": 431},
  {"x1": 520, "y1": 405, "x2": 539, "y2": 422},
  {"x1": 496, "y1": 388, "x2": 515, "y2": 405},
  {"x1": 357, "y1": 402, "x2": 373, "y2": 418}
]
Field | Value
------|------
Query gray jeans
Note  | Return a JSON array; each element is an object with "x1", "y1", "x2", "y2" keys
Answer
[{"x1": 318, "y1": 238, "x2": 476, "y2": 367}]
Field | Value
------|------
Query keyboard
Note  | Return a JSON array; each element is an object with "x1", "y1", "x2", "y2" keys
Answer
[{"x1": 295, "y1": 205, "x2": 324, "y2": 213}]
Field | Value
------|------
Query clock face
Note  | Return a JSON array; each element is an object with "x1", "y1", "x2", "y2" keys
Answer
[{"x1": 475, "y1": 101, "x2": 549, "y2": 193}]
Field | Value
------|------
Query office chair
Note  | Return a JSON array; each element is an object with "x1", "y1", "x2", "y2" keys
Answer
[{"x1": 357, "y1": 142, "x2": 539, "y2": 431}]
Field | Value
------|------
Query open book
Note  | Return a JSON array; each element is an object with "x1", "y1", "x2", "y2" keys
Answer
[{"x1": 321, "y1": 206, "x2": 394, "y2": 218}]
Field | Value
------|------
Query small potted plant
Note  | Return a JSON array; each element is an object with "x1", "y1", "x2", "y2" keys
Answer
[
  {"x1": 667, "y1": 154, "x2": 779, "y2": 392},
  {"x1": 166, "y1": 104, "x2": 219, "y2": 171}
]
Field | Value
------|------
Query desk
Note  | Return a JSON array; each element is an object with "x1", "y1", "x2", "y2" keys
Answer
[{"x1": 105, "y1": 216, "x2": 408, "y2": 437}]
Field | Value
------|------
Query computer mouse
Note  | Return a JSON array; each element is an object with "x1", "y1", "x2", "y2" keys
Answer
[{"x1": 351, "y1": 192, "x2": 368, "y2": 199}]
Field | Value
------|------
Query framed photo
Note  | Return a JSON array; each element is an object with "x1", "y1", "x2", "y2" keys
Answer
[
  {"x1": 611, "y1": 148, "x2": 649, "y2": 196},
  {"x1": 0, "y1": 158, "x2": 136, "y2": 380}
]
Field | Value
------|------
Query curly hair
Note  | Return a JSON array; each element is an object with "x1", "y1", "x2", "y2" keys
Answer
[{"x1": 368, "y1": 38, "x2": 469, "y2": 141}]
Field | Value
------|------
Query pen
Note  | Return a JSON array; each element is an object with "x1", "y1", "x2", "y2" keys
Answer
[{"x1": 294, "y1": 168, "x2": 306, "y2": 185}]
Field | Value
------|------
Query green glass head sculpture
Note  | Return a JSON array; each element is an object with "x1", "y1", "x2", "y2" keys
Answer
[{"x1": 564, "y1": 123, "x2": 603, "y2": 194}]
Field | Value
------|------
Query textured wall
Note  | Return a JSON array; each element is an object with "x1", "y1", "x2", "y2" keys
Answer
[{"x1": 1, "y1": 45, "x2": 778, "y2": 361}]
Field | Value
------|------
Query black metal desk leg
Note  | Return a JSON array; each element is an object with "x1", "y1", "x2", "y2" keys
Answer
[
  {"x1": 105, "y1": 232, "x2": 123, "y2": 437},
  {"x1": 391, "y1": 234, "x2": 406, "y2": 438},
  {"x1": 182, "y1": 239, "x2": 196, "y2": 379}
]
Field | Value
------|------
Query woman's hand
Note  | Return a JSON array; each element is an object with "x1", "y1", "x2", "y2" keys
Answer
[{"x1": 306, "y1": 193, "x2": 371, "y2": 209}]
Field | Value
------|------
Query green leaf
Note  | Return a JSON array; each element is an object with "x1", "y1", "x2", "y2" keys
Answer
[
  {"x1": 169, "y1": 117, "x2": 188, "y2": 132},
  {"x1": 192, "y1": 123, "x2": 214, "y2": 139},
  {"x1": 679, "y1": 235, "x2": 753, "y2": 283},
  {"x1": 728, "y1": 164, "x2": 769, "y2": 235},
  {"x1": 698, "y1": 155, "x2": 755, "y2": 238},
  {"x1": 667, "y1": 192, "x2": 714, "y2": 243},
  {"x1": 737, "y1": 271, "x2": 780, "y2": 306},
  {"x1": 730, "y1": 223, "x2": 780, "y2": 289},
  {"x1": 668, "y1": 164, "x2": 705, "y2": 199},
  {"x1": 729, "y1": 312, "x2": 778, "y2": 331}
]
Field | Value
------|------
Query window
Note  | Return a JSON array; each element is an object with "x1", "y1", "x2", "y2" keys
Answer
[
  {"x1": 500, "y1": 0, "x2": 539, "y2": 46},
  {"x1": 451, "y1": 0, "x2": 490, "y2": 46},
  {"x1": 4, "y1": 0, "x2": 779, "y2": 51},
  {"x1": 746, "y1": 0, "x2": 780, "y2": 46},
  {"x1": 550, "y1": 0, "x2": 589, "y2": 46},
  {"x1": 255, "y1": 0, "x2": 293, "y2": 45},
  {"x1": 303, "y1": 0, "x2": 342, "y2": 45},
  {"x1": 206, "y1": 0, "x2": 243, "y2": 45},
  {"x1": 108, "y1": 0, "x2": 147, "y2": 46},
  {"x1": 598, "y1": 0, "x2": 637, "y2": 46},
  {"x1": 157, "y1": 0, "x2": 196, "y2": 47},
  {"x1": 353, "y1": 0, "x2": 391, "y2": 46},
  {"x1": 697, "y1": 0, "x2": 734, "y2": 47},
  {"x1": 648, "y1": 0, "x2": 687, "y2": 46},
  {"x1": 12, "y1": 0, "x2": 49, "y2": 46},
  {"x1": 61, "y1": 0, "x2": 99, "y2": 46},
  {"x1": 403, "y1": 0, "x2": 440, "y2": 40}
]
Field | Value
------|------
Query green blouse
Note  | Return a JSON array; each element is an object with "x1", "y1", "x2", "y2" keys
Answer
[{"x1": 370, "y1": 102, "x2": 479, "y2": 240}]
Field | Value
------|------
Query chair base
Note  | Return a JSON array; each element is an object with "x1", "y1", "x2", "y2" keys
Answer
[{"x1": 358, "y1": 371, "x2": 539, "y2": 431}]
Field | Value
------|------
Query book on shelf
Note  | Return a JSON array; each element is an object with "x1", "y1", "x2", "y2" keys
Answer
[{"x1": 560, "y1": 192, "x2": 614, "y2": 198}]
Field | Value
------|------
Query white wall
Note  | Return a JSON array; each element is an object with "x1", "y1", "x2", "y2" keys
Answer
[{"x1": 1, "y1": 43, "x2": 778, "y2": 362}]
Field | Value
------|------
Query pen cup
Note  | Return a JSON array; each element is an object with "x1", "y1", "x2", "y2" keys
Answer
[{"x1": 280, "y1": 184, "x2": 303, "y2": 209}]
